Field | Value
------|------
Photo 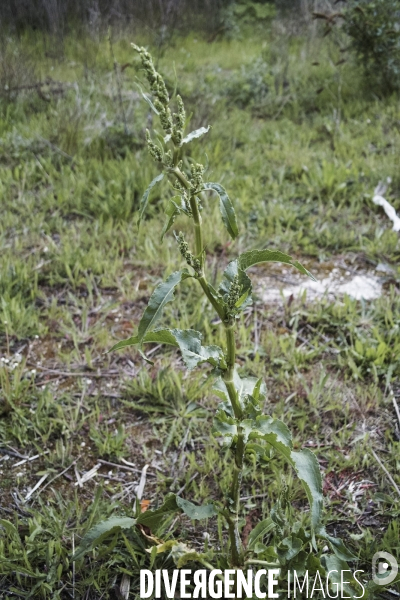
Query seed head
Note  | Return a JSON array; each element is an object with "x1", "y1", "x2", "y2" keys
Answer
[
  {"x1": 190, "y1": 163, "x2": 204, "y2": 193},
  {"x1": 145, "y1": 129, "x2": 162, "y2": 162},
  {"x1": 227, "y1": 274, "x2": 242, "y2": 310},
  {"x1": 177, "y1": 232, "x2": 201, "y2": 273}
]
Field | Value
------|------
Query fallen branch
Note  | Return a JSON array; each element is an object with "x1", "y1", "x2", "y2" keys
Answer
[{"x1": 372, "y1": 179, "x2": 400, "y2": 232}]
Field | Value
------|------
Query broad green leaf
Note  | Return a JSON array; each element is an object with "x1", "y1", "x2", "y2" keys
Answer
[
  {"x1": 238, "y1": 249, "x2": 316, "y2": 281},
  {"x1": 110, "y1": 328, "x2": 224, "y2": 370},
  {"x1": 243, "y1": 415, "x2": 293, "y2": 448},
  {"x1": 109, "y1": 328, "x2": 178, "y2": 353},
  {"x1": 136, "y1": 493, "x2": 179, "y2": 530},
  {"x1": 322, "y1": 555, "x2": 360, "y2": 599},
  {"x1": 213, "y1": 369, "x2": 264, "y2": 404},
  {"x1": 138, "y1": 172, "x2": 164, "y2": 226},
  {"x1": 169, "y1": 329, "x2": 224, "y2": 370},
  {"x1": 245, "y1": 423, "x2": 350, "y2": 560},
  {"x1": 136, "y1": 494, "x2": 217, "y2": 532},
  {"x1": 109, "y1": 271, "x2": 190, "y2": 360},
  {"x1": 248, "y1": 518, "x2": 274, "y2": 549},
  {"x1": 176, "y1": 551, "x2": 202, "y2": 569},
  {"x1": 136, "y1": 271, "x2": 190, "y2": 346},
  {"x1": 243, "y1": 416, "x2": 323, "y2": 534},
  {"x1": 290, "y1": 449, "x2": 323, "y2": 533},
  {"x1": 73, "y1": 517, "x2": 136, "y2": 560},
  {"x1": 182, "y1": 126, "x2": 210, "y2": 145},
  {"x1": 277, "y1": 535, "x2": 303, "y2": 562},
  {"x1": 317, "y1": 527, "x2": 357, "y2": 561},
  {"x1": 212, "y1": 409, "x2": 237, "y2": 439},
  {"x1": 203, "y1": 182, "x2": 239, "y2": 239},
  {"x1": 176, "y1": 497, "x2": 218, "y2": 520}
]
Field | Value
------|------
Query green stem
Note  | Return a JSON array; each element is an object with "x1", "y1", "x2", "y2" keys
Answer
[
  {"x1": 171, "y1": 164, "x2": 245, "y2": 568},
  {"x1": 245, "y1": 559, "x2": 281, "y2": 568},
  {"x1": 223, "y1": 324, "x2": 245, "y2": 568},
  {"x1": 171, "y1": 167, "x2": 225, "y2": 321}
]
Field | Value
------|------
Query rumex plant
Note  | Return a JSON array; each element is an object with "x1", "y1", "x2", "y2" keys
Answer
[{"x1": 74, "y1": 46, "x2": 358, "y2": 596}]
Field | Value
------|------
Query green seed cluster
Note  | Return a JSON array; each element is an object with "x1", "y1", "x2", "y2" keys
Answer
[
  {"x1": 171, "y1": 96, "x2": 186, "y2": 146},
  {"x1": 134, "y1": 45, "x2": 172, "y2": 131},
  {"x1": 177, "y1": 232, "x2": 201, "y2": 273},
  {"x1": 145, "y1": 129, "x2": 162, "y2": 162},
  {"x1": 134, "y1": 45, "x2": 186, "y2": 149},
  {"x1": 227, "y1": 275, "x2": 242, "y2": 310},
  {"x1": 189, "y1": 163, "x2": 204, "y2": 193}
]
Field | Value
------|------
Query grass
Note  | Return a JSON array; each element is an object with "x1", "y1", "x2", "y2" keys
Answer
[{"x1": 0, "y1": 21, "x2": 399, "y2": 598}]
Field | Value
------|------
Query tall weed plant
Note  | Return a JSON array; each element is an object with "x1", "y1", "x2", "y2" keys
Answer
[{"x1": 68, "y1": 45, "x2": 372, "y2": 598}]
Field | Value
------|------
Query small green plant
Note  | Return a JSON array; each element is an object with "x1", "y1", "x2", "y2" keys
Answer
[
  {"x1": 74, "y1": 46, "x2": 362, "y2": 596},
  {"x1": 89, "y1": 423, "x2": 128, "y2": 459},
  {"x1": 343, "y1": 0, "x2": 400, "y2": 93}
]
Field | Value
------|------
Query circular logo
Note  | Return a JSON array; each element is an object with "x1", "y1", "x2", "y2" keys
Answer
[{"x1": 372, "y1": 551, "x2": 398, "y2": 586}]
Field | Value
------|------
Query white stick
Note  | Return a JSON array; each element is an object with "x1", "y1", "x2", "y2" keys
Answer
[
  {"x1": 24, "y1": 473, "x2": 49, "y2": 501},
  {"x1": 135, "y1": 464, "x2": 149, "y2": 501},
  {"x1": 373, "y1": 179, "x2": 400, "y2": 232},
  {"x1": 13, "y1": 450, "x2": 50, "y2": 468},
  {"x1": 74, "y1": 463, "x2": 101, "y2": 486}
]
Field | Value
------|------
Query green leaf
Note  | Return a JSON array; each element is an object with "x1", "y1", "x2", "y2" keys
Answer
[
  {"x1": 109, "y1": 271, "x2": 192, "y2": 358},
  {"x1": 238, "y1": 249, "x2": 316, "y2": 281},
  {"x1": 290, "y1": 449, "x2": 323, "y2": 533},
  {"x1": 110, "y1": 327, "x2": 224, "y2": 370},
  {"x1": 213, "y1": 369, "x2": 263, "y2": 404},
  {"x1": 137, "y1": 271, "x2": 190, "y2": 346},
  {"x1": 136, "y1": 494, "x2": 217, "y2": 532},
  {"x1": 243, "y1": 415, "x2": 293, "y2": 448},
  {"x1": 109, "y1": 328, "x2": 179, "y2": 352},
  {"x1": 243, "y1": 416, "x2": 323, "y2": 534},
  {"x1": 277, "y1": 535, "x2": 303, "y2": 562},
  {"x1": 245, "y1": 420, "x2": 351, "y2": 560},
  {"x1": 317, "y1": 527, "x2": 357, "y2": 561},
  {"x1": 203, "y1": 182, "x2": 239, "y2": 239},
  {"x1": 176, "y1": 497, "x2": 218, "y2": 520},
  {"x1": 212, "y1": 409, "x2": 237, "y2": 439},
  {"x1": 136, "y1": 493, "x2": 180, "y2": 530},
  {"x1": 161, "y1": 198, "x2": 180, "y2": 241},
  {"x1": 169, "y1": 329, "x2": 225, "y2": 370},
  {"x1": 182, "y1": 126, "x2": 210, "y2": 145},
  {"x1": 138, "y1": 173, "x2": 164, "y2": 227},
  {"x1": 73, "y1": 517, "x2": 136, "y2": 561},
  {"x1": 248, "y1": 518, "x2": 274, "y2": 549},
  {"x1": 0, "y1": 519, "x2": 19, "y2": 537},
  {"x1": 321, "y1": 555, "x2": 360, "y2": 599}
]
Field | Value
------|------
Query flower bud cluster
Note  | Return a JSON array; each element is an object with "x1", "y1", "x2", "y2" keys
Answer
[
  {"x1": 177, "y1": 232, "x2": 201, "y2": 273},
  {"x1": 189, "y1": 163, "x2": 204, "y2": 194},
  {"x1": 145, "y1": 129, "x2": 162, "y2": 162},
  {"x1": 171, "y1": 96, "x2": 186, "y2": 146},
  {"x1": 134, "y1": 45, "x2": 186, "y2": 150},
  {"x1": 134, "y1": 45, "x2": 172, "y2": 133},
  {"x1": 226, "y1": 275, "x2": 242, "y2": 312}
]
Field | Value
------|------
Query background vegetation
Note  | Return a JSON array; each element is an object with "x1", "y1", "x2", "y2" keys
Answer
[{"x1": 0, "y1": 0, "x2": 399, "y2": 597}]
